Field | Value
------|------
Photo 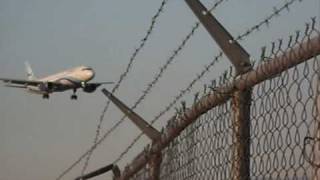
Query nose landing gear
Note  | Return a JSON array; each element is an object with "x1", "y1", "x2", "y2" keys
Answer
[
  {"x1": 71, "y1": 89, "x2": 78, "y2": 100},
  {"x1": 71, "y1": 94, "x2": 78, "y2": 100}
]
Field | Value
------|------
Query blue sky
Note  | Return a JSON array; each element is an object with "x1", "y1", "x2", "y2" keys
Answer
[{"x1": 0, "y1": 0, "x2": 319, "y2": 179}]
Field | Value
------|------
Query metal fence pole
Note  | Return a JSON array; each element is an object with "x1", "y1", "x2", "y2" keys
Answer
[
  {"x1": 231, "y1": 90, "x2": 251, "y2": 180},
  {"x1": 149, "y1": 152, "x2": 162, "y2": 180}
]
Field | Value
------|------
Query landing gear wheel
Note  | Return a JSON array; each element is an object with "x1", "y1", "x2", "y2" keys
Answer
[
  {"x1": 70, "y1": 88, "x2": 78, "y2": 100},
  {"x1": 43, "y1": 94, "x2": 49, "y2": 99},
  {"x1": 71, "y1": 94, "x2": 78, "y2": 100}
]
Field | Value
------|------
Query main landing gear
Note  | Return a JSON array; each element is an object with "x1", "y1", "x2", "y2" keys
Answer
[
  {"x1": 71, "y1": 89, "x2": 78, "y2": 100},
  {"x1": 42, "y1": 94, "x2": 49, "y2": 99},
  {"x1": 41, "y1": 89, "x2": 78, "y2": 100}
]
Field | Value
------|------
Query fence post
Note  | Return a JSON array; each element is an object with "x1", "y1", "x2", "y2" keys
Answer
[
  {"x1": 184, "y1": 0, "x2": 252, "y2": 179},
  {"x1": 231, "y1": 90, "x2": 251, "y2": 180},
  {"x1": 149, "y1": 152, "x2": 162, "y2": 180}
]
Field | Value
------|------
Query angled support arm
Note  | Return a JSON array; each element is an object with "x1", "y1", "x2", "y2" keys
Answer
[
  {"x1": 101, "y1": 88, "x2": 161, "y2": 141},
  {"x1": 74, "y1": 164, "x2": 120, "y2": 180},
  {"x1": 185, "y1": 0, "x2": 252, "y2": 74}
]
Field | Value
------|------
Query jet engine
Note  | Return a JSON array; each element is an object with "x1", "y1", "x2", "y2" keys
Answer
[
  {"x1": 82, "y1": 84, "x2": 97, "y2": 93},
  {"x1": 39, "y1": 82, "x2": 54, "y2": 92}
]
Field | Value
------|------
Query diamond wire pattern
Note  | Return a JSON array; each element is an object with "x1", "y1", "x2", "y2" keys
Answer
[{"x1": 249, "y1": 57, "x2": 319, "y2": 179}]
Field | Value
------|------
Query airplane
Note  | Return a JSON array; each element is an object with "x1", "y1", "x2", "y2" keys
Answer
[{"x1": 0, "y1": 62, "x2": 113, "y2": 100}]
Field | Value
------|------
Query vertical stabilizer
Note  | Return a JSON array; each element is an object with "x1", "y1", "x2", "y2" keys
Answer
[{"x1": 25, "y1": 61, "x2": 36, "y2": 80}]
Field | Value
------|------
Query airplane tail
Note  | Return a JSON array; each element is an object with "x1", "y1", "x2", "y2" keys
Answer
[{"x1": 25, "y1": 61, "x2": 37, "y2": 80}]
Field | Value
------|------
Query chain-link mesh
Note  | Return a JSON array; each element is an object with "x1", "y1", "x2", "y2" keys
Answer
[
  {"x1": 249, "y1": 57, "x2": 319, "y2": 179},
  {"x1": 159, "y1": 100, "x2": 233, "y2": 180},
  {"x1": 124, "y1": 19, "x2": 320, "y2": 180}
]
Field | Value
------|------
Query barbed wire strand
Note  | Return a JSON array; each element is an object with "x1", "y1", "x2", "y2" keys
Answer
[
  {"x1": 56, "y1": 1, "x2": 169, "y2": 179},
  {"x1": 235, "y1": 0, "x2": 303, "y2": 41},
  {"x1": 77, "y1": 20, "x2": 199, "y2": 177},
  {"x1": 80, "y1": 18, "x2": 199, "y2": 174},
  {"x1": 113, "y1": 51, "x2": 224, "y2": 164},
  {"x1": 94, "y1": 0, "x2": 226, "y2": 167},
  {"x1": 112, "y1": 0, "x2": 305, "y2": 165}
]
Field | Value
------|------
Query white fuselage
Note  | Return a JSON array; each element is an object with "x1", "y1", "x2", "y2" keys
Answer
[{"x1": 27, "y1": 66, "x2": 95, "y2": 94}]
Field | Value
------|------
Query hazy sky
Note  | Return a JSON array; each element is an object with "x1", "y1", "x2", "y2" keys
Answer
[{"x1": 0, "y1": 0, "x2": 319, "y2": 179}]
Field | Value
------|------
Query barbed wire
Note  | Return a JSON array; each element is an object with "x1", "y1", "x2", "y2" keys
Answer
[
  {"x1": 82, "y1": 20, "x2": 199, "y2": 170},
  {"x1": 62, "y1": 22, "x2": 198, "y2": 178},
  {"x1": 235, "y1": 0, "x2": 304, "y2": 41},
  {"x1": 98, "y1": 0, "x2": 227, "y2": 167},
  {"x1": 112, "y1": 0, "x2": 305, "y2": 165},
  {"x1": 113, "y1": 51, "x2": 224, "y2": 164},
  {"x1": 70, "y1": 0, "x2": 227, "y2": 177},
  {"x1": 56, "y1": 1, "x2": 169, "y2": 179}
]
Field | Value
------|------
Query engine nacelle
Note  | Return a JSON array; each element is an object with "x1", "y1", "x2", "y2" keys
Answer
[
  {"x1": 82, "y1": 84, "x2": 97, "y2": 93},
  {"x1": 38, "y1": 82, "x2": 54, "y2": 92}
]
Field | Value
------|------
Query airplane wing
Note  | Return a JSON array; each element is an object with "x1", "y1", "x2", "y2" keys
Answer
[
  {"x1": 1, "y1": 78, "x2": 113, "y2": 91},
  {"x1": 0, "y1": 78, "x2": 43, "y2": 86},
  {"x1": 82, "y1": 81, "x2": 113, "y2": 88},
  {"x1": 85, "y1": 81, "x2": 114, "y2": 87},
  {"x1": 88, "y1": 82, "x2": 114, "y2": 85},
  {"x1": 0, "y1": 78, "x2": 64, "y2": 88},
  {"x1": 4, "y1": 84, "x2": 28, "y2": 88},
  {"x1": 77, "y1": 81, "x2": 114, "y2": 93}
]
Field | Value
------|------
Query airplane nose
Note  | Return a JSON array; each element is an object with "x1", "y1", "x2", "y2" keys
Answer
[{"x1": 87, "y1": 70, "x2": 95, "y2": 80}]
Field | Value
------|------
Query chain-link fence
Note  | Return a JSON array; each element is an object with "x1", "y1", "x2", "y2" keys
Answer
[
  {"x1": 120, "y1": 18, "x2": 320, "y2": 180},
  {"x1": 155, "y1": 56, "x2": 319, "y2": 180},
  {"x1": 250, "y1": 58, "x2": 319, "y2": 179}
]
